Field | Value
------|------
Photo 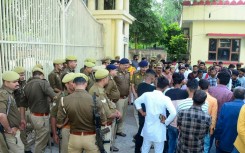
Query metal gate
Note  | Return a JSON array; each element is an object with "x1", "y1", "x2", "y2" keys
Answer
[{"x1": 0, "y1": 0, "x2": 104, "y2": 85}]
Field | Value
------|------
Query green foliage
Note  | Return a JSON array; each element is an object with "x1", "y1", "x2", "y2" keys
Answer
[
  {"x1": 160, "y1": 23, "x2": 187, "y2": 60},
  {"x1": 162, "y1": 0, "x2": 182, "y2": 24},
  {"x1": 129, "y1": 0, "x2": 162, "y2": 49}
]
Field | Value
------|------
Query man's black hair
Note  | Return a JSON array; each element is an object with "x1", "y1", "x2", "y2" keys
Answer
[
  {"x1": 217, "y1": 71, "x2": 231, "y2": 85},
  {"x1": 199, "y1": 62, "x2": 205, "y2": 65},
  {"x1": 133, "y1": 55, "x2": 138, "y2": 60},
  {"x1": 172, "y1": 73, "x2": 184, "y2": 85},
  {"x1": 146, "y1": 69, "x2": 156, "y2": 76},
  {"x1": 141, "y1": 57, "x2": 146, "y2": 61},
  {"x1": 187, "y1": 79, "x2": 199, "y2": 91},
  {"x1": 157, "y1": 76, "x2": 169, "y2": 89},
  {"x1": 73, "y1": 77, "x2": 87, "y2": 85},
  {"x1": 232, "y1": 70, "x2": 239, "y2": 76},
  {"x1": 193, "y1": 90, "x2": 207, "y2": 105},
  {"x1": 193, "y1": 65, "x2": 198, "y2": 68},
  {"x1": 199, "y1": 79, "x2": 209, "y2": 90},
  {"x1": 165, "y1": 66, "x2": 170, "y2": 70},
  {"x1": 233, "y1": 87, "x2": 245, "y2": 99},
  {"x1": 228, "y1": 64, "x2": 235, "y2": 69}
]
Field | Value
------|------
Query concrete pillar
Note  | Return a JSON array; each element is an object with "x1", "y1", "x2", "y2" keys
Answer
[
  {"x1": 115, "y1": 20, "x2": 123, "y2": 57},
  {"x1": 98, "y1": 0, "x2": 104, "y2": 10},
  {"x1": 88, "y1": 0, "x2": 95, "y2": 10},
  {"x1": 124, "y1": 22, "x2": 129, "y2": 58},
  {"x1": 116, "y1": 0, "x2": 123, "y2": 10},
  {"x1": 124, "y1": 0, "x2": 129, "y2": 12}
]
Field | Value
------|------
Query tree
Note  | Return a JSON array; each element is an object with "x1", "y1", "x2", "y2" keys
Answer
[
  {"x1": 160, "y1": 23, "x2": 187, "y2": 60},
  {"x1": 129, "y1": 0, "x2": 162, "y2": 49}
]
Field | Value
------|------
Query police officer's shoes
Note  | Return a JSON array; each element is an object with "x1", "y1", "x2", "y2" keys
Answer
[
  {"x1": 25, "y1": 151, "x2": 32, "y2": 153},
  {"x1": 110, "y1": 146, "x2": 119, "y2": 152},
  {"x1": 116, "y1": 132, "x2": 126, "y2": 137}
]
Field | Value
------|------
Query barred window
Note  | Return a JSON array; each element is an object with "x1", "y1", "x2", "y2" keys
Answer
[{"x1": 208, "y1": 39, "x2": 240, "y2": 61}]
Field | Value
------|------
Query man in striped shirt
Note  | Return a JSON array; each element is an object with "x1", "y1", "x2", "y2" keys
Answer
[{"x1": 177, "y1": 79, "x2": 209, "y2": 113}]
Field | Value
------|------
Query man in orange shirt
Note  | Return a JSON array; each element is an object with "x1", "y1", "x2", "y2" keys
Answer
[{"x1": 199, "y1": 79, "x2": 218, "y2": 153}]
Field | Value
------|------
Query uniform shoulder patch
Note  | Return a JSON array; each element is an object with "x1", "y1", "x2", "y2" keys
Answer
[{"x1": 0, "y1": 89, "x2": 8, "y2": 95}]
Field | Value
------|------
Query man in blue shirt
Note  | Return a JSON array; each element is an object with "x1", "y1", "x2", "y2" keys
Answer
[{"x1": 215, "y1": 87, "x2": 245, "y2": 153}]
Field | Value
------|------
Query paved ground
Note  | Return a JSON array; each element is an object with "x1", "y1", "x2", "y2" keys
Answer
[{"x1": 41, "y1": 104, "x2": 216, "y2": 153}]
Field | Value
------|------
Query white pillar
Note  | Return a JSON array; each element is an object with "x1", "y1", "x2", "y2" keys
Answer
[
  {"x1": 124, "y1": 22, "x2": 129, "y2": 58},
  {"x1": 124, "y1": 0, "x2": 129, "y2": 12},
  {"x1": 116, "y1": 0, "x2": 123, "y2": 10},
  {"x1": 115, "y1": 20, "x2": 123, "y2": 57},
  {"x1": 98, "y1": 0, "x2": 104, "y2": 10},
  {"x1": 88, "y1": 0, "x2": 95, "y2": 10}
]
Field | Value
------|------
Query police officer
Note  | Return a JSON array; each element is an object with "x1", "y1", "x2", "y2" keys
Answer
[
  {"x1": 50, "y1": 73, "x2": 75, "y2": 153},
  {"x1": 105, "y1": 64, "x2": 121, "y2": 152},
  {"x1": 61, "y1": 55, "x2": 77, "y2": 80},
  {"x1": 13, "y1": 66, "x2": 33, "y2": 153},
  {"x1": 19, "y1": 67, "x2": 56, "y2": 153},
  {"x1": 105, "y1": 65, "x2": 120, "y2": 103},
  {"x1": 131, "y1": 60, "x2": 148, "y2": 128},
  {"x1": 155, "y1": 62, "x2": 164, "y2": 78},
  {"x1": 57, "y1": 73, "x2": 106, "y2": 153},
  {"x1": 131, "y1": 60, "x2": 148, "y2": 99},
  {"x1": 48, "y1": 59, "x2": 65, "y2": 93},
  {"x1": 80, "y1": 58, "x2": 96, "y2": 73},
  {"x1": 101, "y1": 57, "x2": 111, "y2": 68},
  {"x1": 114, "y1": 58, "x2": 130, "y2": 137},
  {"x1": 82, "y1": 62, "x2": 96, "y2": 90},
  {"x1": 0, "y1": 71, "x2": 24, "y2": 153},
  {"x1": 89, "y1": 69, "x2": 121, "y2": 153}
]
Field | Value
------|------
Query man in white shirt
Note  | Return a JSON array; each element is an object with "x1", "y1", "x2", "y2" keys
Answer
[
  {"x1": 184, "y1": 64, "x2": 192, "y2": 79},
  {"x1": 134, "y1": 76, "x2": 177, "y2": 153},
  {"x1": 238, "y1": 68, "x2": 245, "y2": 88}
]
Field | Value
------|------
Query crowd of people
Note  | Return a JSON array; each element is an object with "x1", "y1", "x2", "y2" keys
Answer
[
  {"x1": 131, "y1": 55, "x2": 245, "y2": 153},
  {"x1": 0, "y1": 54, "x2": 244, "y2": 153}
]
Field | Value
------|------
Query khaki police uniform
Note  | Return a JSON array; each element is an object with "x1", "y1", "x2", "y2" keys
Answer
[
  {"x1": 89, "y1": 83, "x2": 117, "y2": 152},
  {"x1": 131, "y1": 72, "x2": 145, "y2": 91},
  {"x1": 57, "y1": 88, "x2": 106, "y2": 153},
  {"x1": 131, "y1": 71, "x2": 145, "y2": 128},
  {"x1": 0, "y1": 71, "x2": 24, "y2": 153},
  {"x1": 20, "y1": 68, "x2": 56, "y2": 153},
  {"x1": 13, "y1": 66, "x2": 34, "y2": 152},
  {"x1": 82, "y1": 62, "x2": 96, "y2": 91},
  {"x1": 50, "y1": 72, "x2": 76, "y2": 153},
  {"x1": 114, "y1": 68, "x2": 130, "y2": 133},
  {"x1": 104, "y1": 74, "x2": 120, "y2": 149},
  {"x1": 60, "y1": 56, "x2": 77, "y2": 80},
  {"x1": 105, "y1": 75, "x2": 120, "y2": 103},
  {"x1": 48, "y1": 70, "x2": 63, "y2": 93},
  {"x1": 48, "y1": 59, "x2": 65, "y2": 93},
  {"x1": 61, "y1": 68, "x2": 75, "y2": 81},
  {"x1": 50, "y1": 91, "x2": 69, "y2": 153}
]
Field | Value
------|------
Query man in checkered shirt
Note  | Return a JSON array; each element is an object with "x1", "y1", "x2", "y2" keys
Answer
[{"x1": 177, "y1": 90, "x2": 211, "y2": 153}]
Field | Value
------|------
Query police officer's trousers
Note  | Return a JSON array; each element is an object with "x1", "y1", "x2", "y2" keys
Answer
[
  {"x1": 116, "y1": 97, "x2": 128, "y2": 133},
  {"x1": 61, "y1": 127, "x2": 70, "y2": 153},
  {"x1": 5, "y1": 130, "x2": 24, "y2": 153},
  {"x1": 30, "y1": 114, "x2": 49, "y2": 153}
]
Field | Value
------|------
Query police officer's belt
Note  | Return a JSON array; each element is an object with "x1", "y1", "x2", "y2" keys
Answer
[
  {"x1": 70, "y1": 131, "x2": 96, "y2": 136},
  {"x1": 32, "y1": 112, "x2": 49, "y2": 116}
]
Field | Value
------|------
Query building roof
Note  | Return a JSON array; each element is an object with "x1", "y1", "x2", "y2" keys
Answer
[{"x1": 183, "y1": 0, "x2": 245, "y2": 6}]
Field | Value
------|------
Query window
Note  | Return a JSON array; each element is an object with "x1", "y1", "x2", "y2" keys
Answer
[{"x1": 208, "y1": 38, "x2": 240, "y2": 61}]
